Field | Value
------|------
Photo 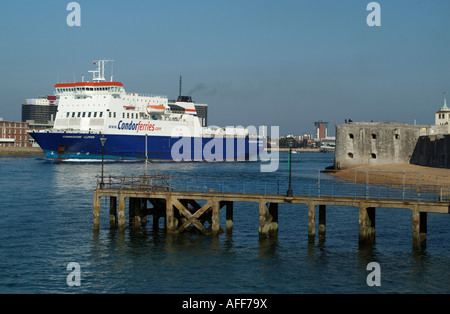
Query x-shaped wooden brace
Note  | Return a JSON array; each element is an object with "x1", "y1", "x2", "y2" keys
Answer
[{"x1": 172, "y1": 199, "x2": 212, "y2": 234}]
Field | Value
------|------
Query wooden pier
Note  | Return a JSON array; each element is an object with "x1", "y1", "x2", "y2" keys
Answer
[{"x1": 93, "y1": 175, "x2": 450, "y2": 248}]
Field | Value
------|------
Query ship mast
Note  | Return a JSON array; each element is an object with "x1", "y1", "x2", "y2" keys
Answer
[{"x1": 89, "y1": 59, "x2": 114, "y2": 82}]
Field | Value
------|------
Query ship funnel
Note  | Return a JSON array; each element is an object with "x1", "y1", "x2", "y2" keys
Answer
[{"x1": 177, "y1": 96, "x2": 193, "y2": 103}]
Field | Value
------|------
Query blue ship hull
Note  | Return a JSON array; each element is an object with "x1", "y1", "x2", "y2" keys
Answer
[{"x1": 29, "y1": 132, "x2": 264, "y2": 161}]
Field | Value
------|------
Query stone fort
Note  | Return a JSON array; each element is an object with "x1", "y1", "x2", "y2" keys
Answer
[{"x1": 334, "y1": 95, "x2": 450, "y2": 169}]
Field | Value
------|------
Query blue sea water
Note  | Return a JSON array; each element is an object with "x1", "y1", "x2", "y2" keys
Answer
[{"x1": 0, "y1": 152, "x2": 449, "y2": 294}]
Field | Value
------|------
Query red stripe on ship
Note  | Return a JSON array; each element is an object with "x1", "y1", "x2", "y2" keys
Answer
[{"x1": 55, "y1": 82, "x2": 124, "y2": 88}]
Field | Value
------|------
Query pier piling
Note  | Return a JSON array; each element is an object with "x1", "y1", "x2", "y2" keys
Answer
[
  {"x1": 109, "y1": 197, "x2": 117, "y2": 229},
  {"x1": 93, "y1": 194, "x2": 100, "y2": 231},
  {"x1": 212, "y1": 199, "x2": 220, "y2": 236},
  {"x1": 318, "y1": 205, "x2": 326, "y2": 242},
  {"x1": 412, "y1": 207, "x2": 427, "y2": 248},
  {"x1": 221, "y1": 201, "x2": 234, "y2": 235},
  {"x1": 359, "y1": 205, "x2": 376, "y2": 244},
  {"x1": 308, "y1": 202, "x2": 316, "y2": 240},
  {"x1": 118, "y1": 195, "x2": 126, "y2": 231},
  {"x1": 148, "y1": 199, "x2": 166, "y2": 231},
  {"x1": 166, "y1": 196, "x2": 177, "y2": 233},
  {"x1": 259, "y1": 202, "x2": 278, "y2": 238}
]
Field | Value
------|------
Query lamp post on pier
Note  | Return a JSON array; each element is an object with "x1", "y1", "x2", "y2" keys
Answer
[
  {"x1": 286, "y1": 138, "x2": 294, "y2": 197},
  {"x1": 100, "y1": 135, "x2": 107, "y2": 189}
]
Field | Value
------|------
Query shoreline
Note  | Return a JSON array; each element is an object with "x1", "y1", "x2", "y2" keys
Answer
[
  {"x1": 0, "y1": 147, "x2": 319, "y2": 155},
  {"x1": 0, "y1": 147, "x2": 44, "y2": 156},
  {"x1": 328, "y1": 163, "x2": 450, "y2": 187},
  {"x1": 267, "y1": 148, "x2": 320, "y2": 152}
]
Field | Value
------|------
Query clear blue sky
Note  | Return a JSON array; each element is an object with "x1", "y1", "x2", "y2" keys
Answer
[{"x1": 1, "y1": 0, "x2": 450, "y2": 135}]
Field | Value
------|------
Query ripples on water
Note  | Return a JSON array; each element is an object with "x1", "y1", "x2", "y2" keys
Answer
[{"x1": 0, "y1": 153, "x2": 449, "y2": 294}]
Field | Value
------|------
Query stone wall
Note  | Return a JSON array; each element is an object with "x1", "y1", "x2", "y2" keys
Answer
[
  {"x1": 334, "y1": 122, "x2": 447, "y2": 169},
  {"x1": 0, "y1": 146, "x2": 44, "y2": 156},
  {"x1": 410, "y1": 134, "x2": 450, "y2": 168}
]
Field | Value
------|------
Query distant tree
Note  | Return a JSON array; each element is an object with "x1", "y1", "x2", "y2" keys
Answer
[{"x1": 280, "y1": 137, "x2": 304, "y2": 148}]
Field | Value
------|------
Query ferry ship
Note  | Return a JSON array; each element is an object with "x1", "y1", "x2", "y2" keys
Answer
[{"x1": 30, "y1": 60, "x2": 265, "y2": 161}]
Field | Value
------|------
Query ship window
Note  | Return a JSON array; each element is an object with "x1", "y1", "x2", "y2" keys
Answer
[
  {"x1": 99, "y1": 112, "x2": 103, "y2": 118},
  {"x1": 88, "y1": 112, "x2": 91, "y2": 118},
  {"x1": 114, "y1": 112, "x2": 116, "y2": 118},
  {"x1": 127, "y1": 113, "x2": 130, "y2": 119},
  {"x1": 108, "y1": 112, "x2": 111, "y2": 118},
  {"x1": 77, "y1": 112, "x2": 81, "y2": 118},
  {"x1": 66, "y1": 112, "x2": 70, "y2": 118},
  {"x1": 94, "y1": 112, "x2": 97, "y2": 118},
  {"x1": 122, "y1": 113, "x2": 125, "y2": 118},
  {"x1": 82, "y1": 112, "x2": 86, "y2": 118},
  {"x1": 72, "y1": 112, "x2": 75, "y2": 118}
]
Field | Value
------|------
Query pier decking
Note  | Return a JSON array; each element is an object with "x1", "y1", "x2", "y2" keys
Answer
[{"x1": 93, "y1": 174, "x2": 450, "y2": 248}]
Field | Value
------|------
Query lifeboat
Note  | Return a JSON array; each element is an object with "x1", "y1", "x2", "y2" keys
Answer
[{"x1": 146, "y1": 104, "x2": 166, "y2": 114}]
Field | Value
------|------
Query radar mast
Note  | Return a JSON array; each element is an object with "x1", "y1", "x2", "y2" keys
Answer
[{"x1": 89, "y1": 59, "x2": 114, "y2": 82}]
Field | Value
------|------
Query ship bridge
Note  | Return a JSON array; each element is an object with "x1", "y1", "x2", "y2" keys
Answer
[
  {"x1": 54, "y1": 81, "x2": 124, "y2": 96},
  {"x1": 55, "y1": 59, "x2": 125, "y2": 96}
]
